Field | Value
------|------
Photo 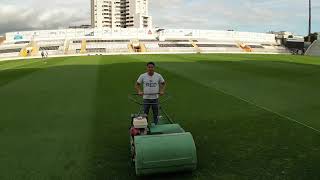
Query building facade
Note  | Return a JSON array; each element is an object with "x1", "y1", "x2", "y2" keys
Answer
[{"x1": 91, "y1": 0, "x2": 152, "y2": 29}]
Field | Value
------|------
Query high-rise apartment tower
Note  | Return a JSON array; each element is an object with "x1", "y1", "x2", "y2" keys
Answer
[{"x1": 91, "y1": 0, "x2": 152, "y2": 28}]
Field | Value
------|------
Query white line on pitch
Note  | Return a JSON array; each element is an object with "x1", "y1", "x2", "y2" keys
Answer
[{"x1": 208, "y1": 82, "x2": 320, "y2": 134}]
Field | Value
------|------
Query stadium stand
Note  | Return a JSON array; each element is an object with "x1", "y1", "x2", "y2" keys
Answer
[
  {"x1": 144, "y1": 41, "x2": 196, "y2": 53},
  {"x1": 37, "y1": 39, "x2": 65, "y2": 55},
  {"x1": 0, "y1": 42, "x2": 27, "y2": 58},
  {"x1": 129, "y1": 40, "x2": 147, "y2": 52},
  {"x1": 68, "y1": 39, "x2": 130, "y2": 54},
  {"x1": 0, "y1": 48, "x2": 21, "y2": 54},
  {"x1": 0, "y1": 28, "x2": 290, "y2": 60},
  {"x1": 305, "y1": 40, "x2": 320, "y2": 56}
]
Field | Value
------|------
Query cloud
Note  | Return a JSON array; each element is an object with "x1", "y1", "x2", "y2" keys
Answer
[
  {"x1": 0, "y1": 1, "x2": 90, "y2": 35},
  {"x1": 0, "y1": 0, "x2": 319, "y2": 35},
  {"x1": 150, "y1": 0, "x2": 319, "y2": 34}
]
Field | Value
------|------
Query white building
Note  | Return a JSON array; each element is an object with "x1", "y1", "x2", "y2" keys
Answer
[{"x1": 91, "y1": 0, "x2": 152, "y2": 29}]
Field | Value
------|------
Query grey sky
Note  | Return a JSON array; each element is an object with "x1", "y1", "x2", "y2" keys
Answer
[{"x1": 0, "y1": 0, "x2": 319, "y2": 35}]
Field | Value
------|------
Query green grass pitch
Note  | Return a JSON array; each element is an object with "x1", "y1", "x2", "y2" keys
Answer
[{"x1": 0, "y1": 54, "x2": 320, "y2": 179}]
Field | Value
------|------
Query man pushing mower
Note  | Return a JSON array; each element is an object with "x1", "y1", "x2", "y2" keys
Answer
[
  {"x1": 130, "y1": 62, "x2": 197, "y2": 176},
  {"x1": 135, "y1": 62, "x2": 166, "y2": 125}
]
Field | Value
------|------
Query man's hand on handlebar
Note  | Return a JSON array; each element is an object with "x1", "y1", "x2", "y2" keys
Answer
[
  {"x1": 137, "y1": 92, "x2": 165, "y2": 96},
  {"x1": 138, "y1": 91, "x2": 144, "y2": 96}
]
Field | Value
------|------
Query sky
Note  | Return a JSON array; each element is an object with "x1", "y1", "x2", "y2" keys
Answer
[{"x1": 0, "y1": 0, "x2": 319, "y2": 35}]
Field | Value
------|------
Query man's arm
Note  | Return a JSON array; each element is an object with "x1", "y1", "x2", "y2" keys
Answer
[
  {"x1": 159, "y1": 82, "x2": 166, "y2": 95},
  {"x1": 135, "y1": 82, "x2": 143, "y2": 96},
  {"x1": 136, "y1": 75, "x2": 144, "y2": 96},
  {"x1": 159, "y1": 74, "x2": 166, "y2": 95}
]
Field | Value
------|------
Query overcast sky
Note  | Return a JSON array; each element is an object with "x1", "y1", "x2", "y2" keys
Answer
[{"x1": 0, "y1": 0, "x2": 319, "y2": 35}]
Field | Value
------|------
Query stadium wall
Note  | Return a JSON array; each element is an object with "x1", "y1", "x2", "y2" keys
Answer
[
  {"x1": 0, "y1": 28, "x2": 290, "y2": 60},
  {"x1": 5, "y1": 28, "x2": 157, "y2": 42},
  {"x1": 4, "y1": 28, "x2": 276, "y2": 43}
]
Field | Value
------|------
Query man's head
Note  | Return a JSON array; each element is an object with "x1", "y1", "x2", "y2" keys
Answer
[{"x1": 146, "y1": 62, "x2": 155, "y2": 75}]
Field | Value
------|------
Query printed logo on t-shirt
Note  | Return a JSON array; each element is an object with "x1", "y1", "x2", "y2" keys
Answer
[{"x1": 146, "y1": 80, "x2": 158, "y2": 87}]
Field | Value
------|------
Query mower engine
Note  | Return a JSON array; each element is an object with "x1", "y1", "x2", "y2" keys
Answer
[
  {"x1": 130, "y1": 115, "x2": 148, "y2": 136},
  {"x1": 130, "y1": 115, "x2": 149, "y2": 161}
]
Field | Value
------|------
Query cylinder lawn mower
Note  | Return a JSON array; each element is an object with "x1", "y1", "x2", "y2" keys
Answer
[{"x1": 128, "y1": 93, "x2": 197, "y2": 176}]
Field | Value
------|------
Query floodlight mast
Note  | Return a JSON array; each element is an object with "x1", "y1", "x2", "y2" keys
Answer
[{"x1": 308, "y1": 0, "x2": 312, "y2": 42}]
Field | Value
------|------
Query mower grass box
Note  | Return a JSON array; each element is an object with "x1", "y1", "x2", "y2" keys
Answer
[{"x1": 134, "y1": 132, "x2": 197, "y2": 175}]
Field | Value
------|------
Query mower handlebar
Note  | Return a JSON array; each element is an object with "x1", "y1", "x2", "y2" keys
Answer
[
  {"x1": 128, "y1": 93, "x2": 171, "y2": 105},
  {"x1": 132, "y1": 93, "x2": 162, "y2": 96}
]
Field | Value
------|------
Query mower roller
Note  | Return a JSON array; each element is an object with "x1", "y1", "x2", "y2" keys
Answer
[{"x1": 128, "y1": 93, "x2": 197, "y2": 176}]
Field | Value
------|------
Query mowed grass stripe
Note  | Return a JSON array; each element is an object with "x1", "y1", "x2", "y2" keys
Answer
[
  {"x1": 84, "y1": 55, "x2": 320, "y2": 179},
  {"x1": 88, "y1": 58, "x2": 142, "y2": 179},
  {"x1": 0, "y1": 59, "x2": 41, "y2": 71},
  {"x1": 0, "y1": 54, "x2": 319, "y2": 179},
  {"x1": 144, "y1": 53, "x2": 320, "y2": 66},
  {"x1": 0, "y1": 57, "x2": 73, "y2": 88},
  {"x1": 0, "y1": 60, "x2": 18, "y2": 67},
  {"x1": 207, "y1": 82, "x2": 320, "y2": 134},
  {"x1": 0, "y1": 56, "x2": 101, "y2": 179},
  {"x1": 157, "y1": 59, "x2": 320, "y2": 131},
  {"x1": 156, "y1": 64, "x2": 320, "y2": 179}
]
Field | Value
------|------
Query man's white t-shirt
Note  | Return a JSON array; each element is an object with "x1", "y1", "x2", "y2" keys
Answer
[{"x1": 137, "y1": 72, "x2": 165, "y2": 99}]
